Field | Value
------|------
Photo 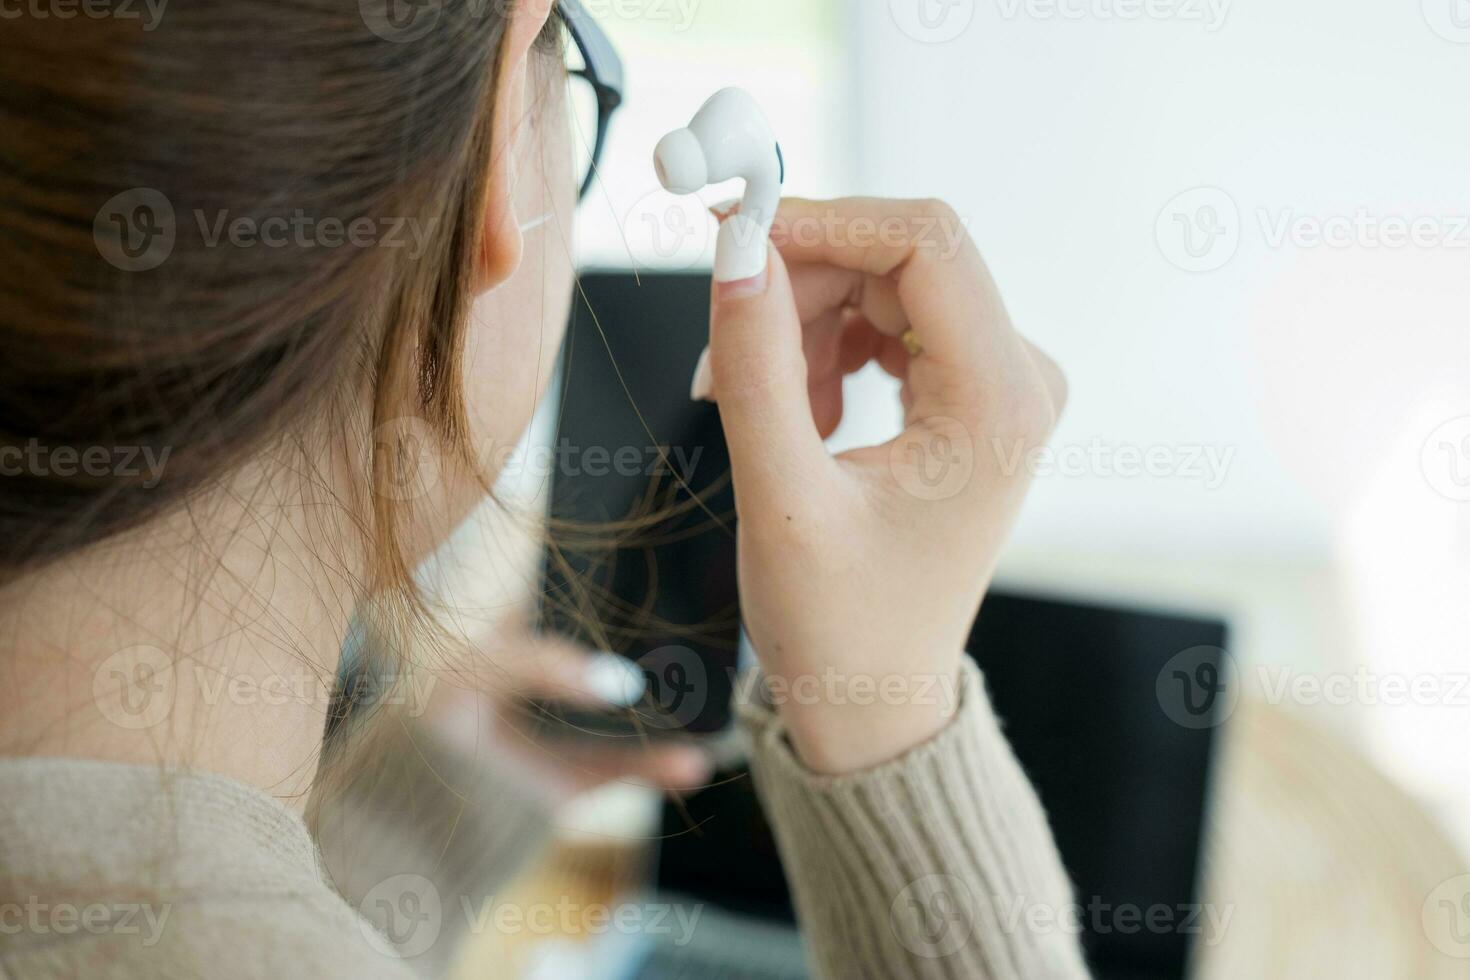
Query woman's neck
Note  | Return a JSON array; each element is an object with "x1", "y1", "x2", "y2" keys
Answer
[{"x1": 0, "y1": 467, "x2": 359, "y2": 812}]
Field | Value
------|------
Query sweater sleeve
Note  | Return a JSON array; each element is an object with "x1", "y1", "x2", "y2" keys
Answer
[{"x1": 738, "y1": 658, "x2": 1092, "y2": 980}]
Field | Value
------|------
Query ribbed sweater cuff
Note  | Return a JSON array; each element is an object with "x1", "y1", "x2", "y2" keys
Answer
[{"x1": 737, "y1": 658, "x2": 1091, "y2": 980}]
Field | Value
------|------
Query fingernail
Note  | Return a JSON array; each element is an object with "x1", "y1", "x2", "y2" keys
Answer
[
  {"x1": 667, "y1": 747, "x2": 714, "y2": 786},
  {"x1": 689, "y1": 346, "x2": 714, "y2": 402},
  {"x1": 583, "y1": 652, "x2": 646, "y2": 707},
  {"x1": 714, "y1": 215, "x2": 770, "y2": 285},
  {"x1": 709, "y1": 198, "x2": 741, "y2": 221},
  {"x1": 716, "y1": 269, "x2": 768, "y2": 302}
]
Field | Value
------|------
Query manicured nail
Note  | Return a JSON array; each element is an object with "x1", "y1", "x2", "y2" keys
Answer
[
  {"x1": 689, "y1": 346, "x2": 714, "y2": 402},
  {"x1": 709, "y1": 198, "x2": 742, "y2": 221},
  {"x1": 583, "y1": 652, "x2": 646, "y2": 707},
  {"x1": 665, "y1": 747, "x2": 715, "y2": 787},
  {"x1": 716, "y1": 269, "x2": 768, "y2": 302},
  {"x1": 713, "y1": 215, "x2": 769, "y2": 285}
]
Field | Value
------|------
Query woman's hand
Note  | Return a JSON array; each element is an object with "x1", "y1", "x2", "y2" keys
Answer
[
  {"x1": 702, "y1": 197, "x2": 1066, "y2": 774},
  {"x1": 428, "y1": 633, "x2": 712, "y2": 801}
]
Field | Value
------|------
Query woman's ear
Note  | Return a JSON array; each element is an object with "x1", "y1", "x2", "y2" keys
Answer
[{"x1": 477, "y1": 0, "x2": 556, "y2": 292}]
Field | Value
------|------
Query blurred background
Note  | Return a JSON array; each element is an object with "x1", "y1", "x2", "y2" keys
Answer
[
  {"x1": 441, "y1": 1, "x2": 1470, "y2": 976},
  {"x1": 568, "y1": 0, "x2": 1470, "y2": 843}
]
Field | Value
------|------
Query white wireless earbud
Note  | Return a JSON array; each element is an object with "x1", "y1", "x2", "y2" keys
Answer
[{"x1": 654, "y1": 87, "x2": 785, "y2": 283}]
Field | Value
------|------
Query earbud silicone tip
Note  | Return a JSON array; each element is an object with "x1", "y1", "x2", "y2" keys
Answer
[{"x1": 653, "y1": 129, "x2": 708, "y2": 195}]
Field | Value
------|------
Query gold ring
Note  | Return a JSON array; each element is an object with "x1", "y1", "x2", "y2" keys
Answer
[{"x1": 901, "y1": 329, "x2": 924, "y2": 357}]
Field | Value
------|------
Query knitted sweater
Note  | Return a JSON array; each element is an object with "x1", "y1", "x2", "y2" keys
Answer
[{"x1": 0, "y1": 660, "x2": 1088, "y2": 979}]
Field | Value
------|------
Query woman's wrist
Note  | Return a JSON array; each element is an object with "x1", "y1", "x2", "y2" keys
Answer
[{"x1": 768, "y1": 665, "x2": 966, "y2": 775}]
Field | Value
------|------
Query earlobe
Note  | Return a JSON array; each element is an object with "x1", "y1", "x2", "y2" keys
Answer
[
  {"x1": 477, "y1": 153, "x2": 524, "y2": 292},
  {"x1": 474, "y1": 0, "x2": 556, "y2": 292},
  {"x1": 475, "y1": 61, "x2": 527, "y2": 292}
]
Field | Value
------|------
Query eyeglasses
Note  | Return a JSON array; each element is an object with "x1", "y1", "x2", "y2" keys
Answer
[{"x1": 557, "y1": 0, "x2": 624, "y2": 202}]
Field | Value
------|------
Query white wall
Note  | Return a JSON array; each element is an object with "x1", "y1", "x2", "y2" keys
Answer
[
  {"x1": 848, "y1": 0, "x2": 1470, "y2": 841},
  {"x1": 848, "y1": 0, "x2": 1470, "y2": 560}
]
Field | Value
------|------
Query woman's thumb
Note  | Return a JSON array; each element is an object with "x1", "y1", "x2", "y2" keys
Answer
[{"x1": 706, "y1": 246, "x2": 828, "y2": 498}]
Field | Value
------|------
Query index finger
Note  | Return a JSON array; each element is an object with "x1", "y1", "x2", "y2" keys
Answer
[{"x1": 771, "y1": 197, "x2": 1014, "y2": 382}]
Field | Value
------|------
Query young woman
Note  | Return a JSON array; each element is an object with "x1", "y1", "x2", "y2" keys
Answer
[{"x1": 0, "y1": 1, "x2": 1086, "y2": 977}]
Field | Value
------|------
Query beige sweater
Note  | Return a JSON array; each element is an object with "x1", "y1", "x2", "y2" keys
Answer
[{"x1": 0, "y1": 661, "x2": 1089, "y2": 979}]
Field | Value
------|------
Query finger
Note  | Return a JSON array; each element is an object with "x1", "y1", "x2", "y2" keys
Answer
[
  {"x1": 799, "y1": 309, "x2": 846, "y2": 386},
  {"x1": 562, "y1": 743, "x2": 713, "y2": 791},
  {"x1": 808, "y1": 373, "x2": 845, "y2": 440},
  {"x1": 1020, "y1": 334, "x2": 1069, "y2": 417},
  {"x1": 690, "y1": 310, "x2": 873, "y2": 419},
  {"x1": 487, "y1": 642, "x2": 646, "y2": 708},
  {"x1": 838, "y1": 318, "x2": 882, "y2": 375},
  {"x1": 786, "y1": 262, "x2": 860, "y2": 323},
  {"x1": 785, "y1": 260, "x2": 909, "y2": 338},
  {"x1": 707, "y1": 246, "x2": 834, "y2": 499},
  {"x1": 773, "y1": 197, "x2": 1012, "y2": 391},
  {"x1": 696, "y1": 266, "x2": 899, "y2": 406},
  {"x1": 765, "y1": 275, "x2": 898, "y2": 399},
  {"x1": 692, "y1": 308, "x2": 860, "y2": 411},
  {"x1": 875, "y1": 333, "x2": 911, "y2": 381}
]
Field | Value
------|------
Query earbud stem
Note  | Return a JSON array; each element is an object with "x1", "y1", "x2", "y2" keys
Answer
[{"x1": 653, "y1": 87, "x2": 783, "y2": 284}]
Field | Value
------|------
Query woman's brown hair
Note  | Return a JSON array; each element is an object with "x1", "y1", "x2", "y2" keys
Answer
[{"x1": 0, "y1": 1, "x2": 549, "y2": 592}]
